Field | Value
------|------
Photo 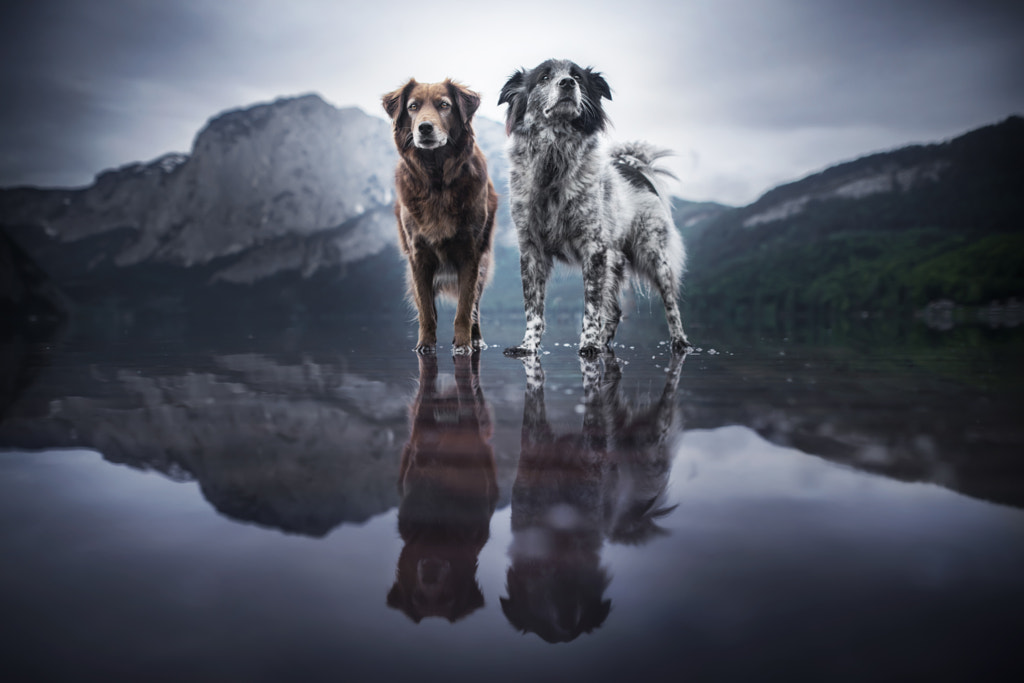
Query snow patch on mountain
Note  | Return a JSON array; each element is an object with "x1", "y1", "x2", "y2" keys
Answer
[{"x1": 743, "y1": 160, "x2": 950, "y2": 228}]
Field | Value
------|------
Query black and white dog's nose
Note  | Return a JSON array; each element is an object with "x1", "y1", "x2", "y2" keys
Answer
[
  {"x1": 558, "y1": 77, "x2": 576, "y2": 90},
  {"x1": 418, "y1": 122, "x2": 434, "y2": 134}
]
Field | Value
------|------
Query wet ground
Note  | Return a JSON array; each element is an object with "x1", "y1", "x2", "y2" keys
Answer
[{"x1": 1, "y1": 315, "x2": 1023, "y2": 681}]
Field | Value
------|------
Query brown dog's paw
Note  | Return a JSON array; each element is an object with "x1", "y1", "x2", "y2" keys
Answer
[
  {"x1": 413, "y1": 344, "x2": 437, "y2": 355},
  {"x1": 452, "y1": 344, "x2": 474, "y2": 356}
]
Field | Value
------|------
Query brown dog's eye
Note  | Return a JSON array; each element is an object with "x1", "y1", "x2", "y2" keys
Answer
[
  {"x1": 408, "y1": 102, "x2": 419, "y2": 111},
  {"x1": 439, "y1": 101, "x2": 451, "y2": 110}
]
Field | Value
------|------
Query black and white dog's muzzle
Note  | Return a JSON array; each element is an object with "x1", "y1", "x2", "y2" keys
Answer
[{"x1": 543, "y1": 79, "x2": 581, "y2": 117}]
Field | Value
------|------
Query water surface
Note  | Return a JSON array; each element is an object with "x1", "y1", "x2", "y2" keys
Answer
[{"x1": 2, "y1": 318, "x2": 1022, "y2": 681}]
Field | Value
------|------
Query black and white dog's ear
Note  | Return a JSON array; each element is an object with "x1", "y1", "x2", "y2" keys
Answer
[
  {"x1": 498, "y1": 69, "x2": 525, "y2": 106},
  {"x1": 382, "y1": 79, "x2": 416, "y2": 121},
  {"x1": 448, "y1": 80, "x2": 481, "y2": 125},
  {"x1": 498, "y1": 69, "x2": 528, "y2": 136},
  {"x1": 585, "y1": 68, "x2": 612, "y2": 101},
  {"x1": 575, "y1": 67, "x2": 611, "y2": 135}
]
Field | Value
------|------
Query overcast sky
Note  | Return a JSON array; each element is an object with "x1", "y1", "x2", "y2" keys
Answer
[{"x1": 1, "y1": 0, "x2": 1022, "y2": 205}]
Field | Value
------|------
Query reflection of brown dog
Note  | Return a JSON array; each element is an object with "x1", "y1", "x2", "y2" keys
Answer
[
  {"x1": 501, "y1": 353, "x2": 683, "y2": 642},
  {"x1": 387, "y1": 353, "x2": 497, "y2": 623},
  {"x1": 382, "y1": 79, "x2": 498, "y2": 355}
]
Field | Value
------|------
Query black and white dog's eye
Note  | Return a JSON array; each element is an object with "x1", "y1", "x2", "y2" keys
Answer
[{"x1": 540, "y1": 74, "x2": 550, "y2": 82}]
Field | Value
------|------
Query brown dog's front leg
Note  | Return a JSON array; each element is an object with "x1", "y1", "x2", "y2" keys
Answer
[
  {"x1": 410, "y1": 249, "x2": 439, "y2": 354},
  {"x1": 452, "y1": 255, "x2": 481, "y2": 355}
]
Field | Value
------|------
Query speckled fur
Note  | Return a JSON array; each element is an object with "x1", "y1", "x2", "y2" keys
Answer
[{"x1": 498, "y1": 59, "x2": 690, "y2": 358}]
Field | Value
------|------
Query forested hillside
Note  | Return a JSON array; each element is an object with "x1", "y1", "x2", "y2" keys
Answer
[{"x1": 680, "y1": 116, "x2": 1024, "y2": 324}]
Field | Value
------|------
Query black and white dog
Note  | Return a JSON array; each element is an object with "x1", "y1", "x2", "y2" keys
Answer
[{"x1": 498, "y1": 59, "x2": 690, "y2": 358}]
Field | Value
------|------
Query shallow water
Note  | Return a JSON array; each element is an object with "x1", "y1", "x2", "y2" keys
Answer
[{"x1": 2, "y1": 318, "x2": 1023, "y2": 681}]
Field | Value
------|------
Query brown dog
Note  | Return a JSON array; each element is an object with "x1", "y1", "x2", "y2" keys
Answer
[{"x1": 382, "y1": 79, "x2": 498, "y2": 355}]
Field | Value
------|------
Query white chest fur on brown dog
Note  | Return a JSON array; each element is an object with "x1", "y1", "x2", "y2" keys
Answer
[
  {"x1": 498, "y1": 59, "x2": 691, "y2": 358},
  {"x1": 382, "y1": 79, "x2": 498, "y2": 355}
]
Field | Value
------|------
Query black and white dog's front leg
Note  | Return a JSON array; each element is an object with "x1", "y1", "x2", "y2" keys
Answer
[
  {"x1": 504, "y1": 241, "x2": 550, "y2": 357},
  {"x1": 600, "y1": 249, "x2": 627, "y2": 348},
  {"x1": 578, "y1": 247, "x2": 608, "y2": 358}
]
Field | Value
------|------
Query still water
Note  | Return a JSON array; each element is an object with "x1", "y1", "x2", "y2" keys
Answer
[{"x1": 1, "y1": 316, "x2": 1023, "y2": 681}]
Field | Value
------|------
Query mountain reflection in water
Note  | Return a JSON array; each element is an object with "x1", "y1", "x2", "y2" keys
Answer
[{"x1": 1, "y1": 323, "x2": 1023, "y2": 680}]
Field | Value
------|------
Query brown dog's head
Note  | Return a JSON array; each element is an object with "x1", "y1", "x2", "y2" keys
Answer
[{"x1": 382, "y1": 78, "x2": 482, "y2": 152}]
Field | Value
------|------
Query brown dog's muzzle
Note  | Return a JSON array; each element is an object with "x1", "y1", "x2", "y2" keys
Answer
[{"x1": 412, "y1": 112, "x2": 447, "y2": 149}]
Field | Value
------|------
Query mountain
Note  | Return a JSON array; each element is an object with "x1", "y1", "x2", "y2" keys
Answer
[
  {"x1": 1, "y1": 95, "x2": 398, "y2": 269},
  {"x1": 681, "y1": 116, "x2": 1024, "y2": 324},
  {"x1": 671, "y1": 197, "x2": 733, "y2": 248}
]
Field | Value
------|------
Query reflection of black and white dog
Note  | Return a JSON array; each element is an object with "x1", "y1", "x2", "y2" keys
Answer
[
  {"x1": 499, "y1": 58, "x2": 691, "y2": 358},
  {"x1": 501, "y1": 353, "x2": 683, "y2": 642}
]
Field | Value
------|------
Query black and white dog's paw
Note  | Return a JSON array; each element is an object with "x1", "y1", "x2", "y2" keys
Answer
[
  {"x1": 503, "y1": 344, "x2": 538, "y2": 358},
  {"x1": 670, "y1": 337, "x2": 692, "y2": 356}
]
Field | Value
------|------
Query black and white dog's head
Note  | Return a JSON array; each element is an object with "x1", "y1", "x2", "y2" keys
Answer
[{"x1": 498, "y1": 59, "x2": 611, "y2": 136}]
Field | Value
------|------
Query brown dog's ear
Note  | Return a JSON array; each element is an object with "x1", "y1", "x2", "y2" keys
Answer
[
  {"x1": 447, "y1": 80, "x2": 481, "y2": 125},
  {"x1": 382, "y1": 79, "x2": 416, "y2": 120}
]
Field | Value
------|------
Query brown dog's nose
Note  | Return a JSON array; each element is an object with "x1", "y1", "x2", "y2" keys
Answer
[{"x1": 418, "y1": 122, "x2": 434, "y2": 134}]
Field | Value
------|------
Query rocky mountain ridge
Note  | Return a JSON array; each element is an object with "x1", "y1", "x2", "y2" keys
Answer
[
  {"x1": 735, "y1": 115, "x2": 1022, "y2": 233},
  {"x1": 1, "y1": 95, "x2": 399, "y2": 272}
]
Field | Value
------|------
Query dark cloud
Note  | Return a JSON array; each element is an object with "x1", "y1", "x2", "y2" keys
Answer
[
  {"x1": 0, "y1": 1, "x2": 216, "y2": 186},
  {"x1": 1, "y1": 0, "x2": 1022, "y2": 201},
  {"x1": 672, "y1": 0, "x2": 1024, "y2": 132}
]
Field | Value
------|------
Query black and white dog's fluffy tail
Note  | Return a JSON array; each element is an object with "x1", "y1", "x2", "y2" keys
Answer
[{"x1": 609, "y1": 142, "x2": 678, "y2": 204}]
